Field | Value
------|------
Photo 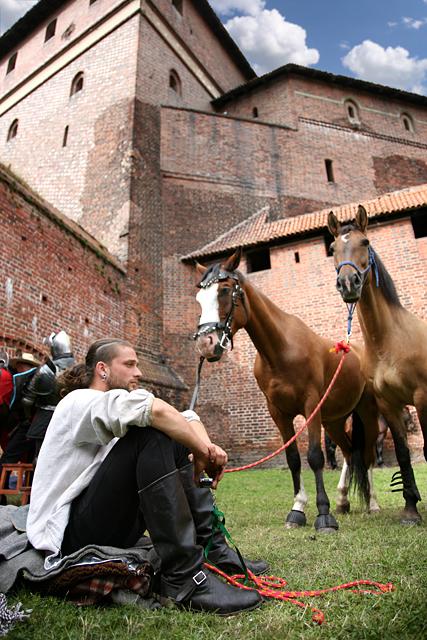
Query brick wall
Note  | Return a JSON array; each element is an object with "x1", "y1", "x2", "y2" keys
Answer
[
  {"x1": 152, "y1": 0, "x2": 250, "y2": 93},
  {"x1": 0, "y1": 164, "x2": 126, "y2": 360},
  {"x1": 0, "y1": 15, "x2": 139, "y2": 260},
  {"x1": 0, "y1": 0, "x2": 127, "y2": 93}
]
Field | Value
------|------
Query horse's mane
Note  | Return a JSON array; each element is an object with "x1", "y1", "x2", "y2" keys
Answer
[{"x1": 340, "y1": 224, "x2": 402, "y2": 307}]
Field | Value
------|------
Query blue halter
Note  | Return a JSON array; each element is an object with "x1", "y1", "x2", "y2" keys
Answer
[
  {"x1": 335, "y1": 245, "x2": 380, "y2": 338},
  {"x1": 335, "y1": 245, "x2": 379, "y2": 288}
]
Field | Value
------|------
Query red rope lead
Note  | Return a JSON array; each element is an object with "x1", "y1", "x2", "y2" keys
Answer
[
  {"x1": 225, "y1": 345, "x2": 349, "y2": 474},
  {"x1": 205, "y1": 563, "x2": 394, "y2": 625}
]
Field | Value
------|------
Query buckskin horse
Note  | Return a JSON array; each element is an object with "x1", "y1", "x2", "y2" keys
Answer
[
  {"x1": 328, "y1": 205, "x2": 427, "y2": 524},
  {"x1": 193, "y1": 249, "x2": 379, "y2": 532}
]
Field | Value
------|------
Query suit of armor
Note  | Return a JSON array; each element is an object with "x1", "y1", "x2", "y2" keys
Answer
[{"x1": 23, "y1": 331, "x2": 75, "y2": 444}]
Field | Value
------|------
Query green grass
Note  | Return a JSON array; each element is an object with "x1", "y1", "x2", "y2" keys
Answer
[{"x1": 5, "y1": 465, "x2": 427, "y2": 640}]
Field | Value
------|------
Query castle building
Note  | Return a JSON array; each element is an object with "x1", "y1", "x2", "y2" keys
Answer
[{"x1": 1, "y1": 0, "x2": 426, "y2": 461}]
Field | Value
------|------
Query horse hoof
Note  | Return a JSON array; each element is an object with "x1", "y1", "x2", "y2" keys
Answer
[
  {"x1": 315, "y1": 514, "x2": 339, "y2": 532},
  {"x1": 336, "y1": 503, "x2": 350, "y2": 515},
  {"x1": 369, "y1": 506, "x2": 381, "y2": 514},
  {"x1": 285, "y1": 510, "x2": 306, "y2": 528},
  {"x1": 400, "y1": 511, "x2": 422, "y2": 526}
]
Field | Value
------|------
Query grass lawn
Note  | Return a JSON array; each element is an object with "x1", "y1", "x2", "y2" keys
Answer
[{"x1": 5, "y1": 464, "x2": 427, "y2": 640}]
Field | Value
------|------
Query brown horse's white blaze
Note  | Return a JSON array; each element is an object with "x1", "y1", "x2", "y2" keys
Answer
[
  {"x1": 195, "y1": 284, "x2": 223, "y2": 360},
  {"x1": 193, "y1": 249, "x2": 379, "y2": 532},
  {"x1": 328, "y1": 205, "x2": 427, "y2": 524}
]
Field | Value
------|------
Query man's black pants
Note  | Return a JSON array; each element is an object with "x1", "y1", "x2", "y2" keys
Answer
[{"x1": 62, "y1": 427, "x2": 190, "y2": 555}]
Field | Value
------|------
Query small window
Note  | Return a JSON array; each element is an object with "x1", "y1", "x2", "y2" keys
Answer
[
  {"x1": 62, "y1": 125, "x2": 69, "y2": 147},
  {"x1": 70, "y1": 71, "x2": 84, "y2": 96},
  {"x1": 252, "y1": 107, "x2": 259, "y2": 118},
  {"x1": 344, "y1": 99, "x2": 360, "y2": 125},
  {"x1": 6, "y1": 52, "x2": 17, "y2": 74},
  {"x1": 169, "y1": 69, "x2": 181, "y2": 95},
  {"x1": 172, "y1": 0, "x2": 183, "y2": 14},
  {"x1": 411, "y1": 212, "x2": 427, "y2": 238},
  {"x1": 246, "y1": 247, "x2": 271, "y2": 273},
  {"x1": 45, "y1": 18, "x2": 57, "y2": 42},
  {"x1": 401, "y1": 113, "x2": 414, "y2": 133},
  {"x1": 325, "y1": 159, "x2": 334, "y2": 183},
  {"x1": 7, "y1": 119, "x2": 18, "y2": 142}
]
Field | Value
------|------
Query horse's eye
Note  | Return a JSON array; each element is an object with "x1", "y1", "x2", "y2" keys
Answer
[
  {"x1": 361, "y1": 238, "x2": 369, "y2": 247},
  {"x1": 219, "y1": 287, "x2": 231, "y2": 296}
]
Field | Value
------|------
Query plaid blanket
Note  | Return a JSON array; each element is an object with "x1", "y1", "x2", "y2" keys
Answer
[{"x1": 42, "y1": 559, "x2": 153, "y2": 606}]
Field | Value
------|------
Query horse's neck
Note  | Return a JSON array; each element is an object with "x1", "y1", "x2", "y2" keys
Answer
[
  {"x1": 243, "y1": 280, "x2": 291, "y2": 363},
  {"x1": 357, "y1": 276, "x2": 399, "y2": 348}
]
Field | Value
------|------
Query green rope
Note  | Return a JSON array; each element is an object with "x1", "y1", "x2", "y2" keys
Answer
[{"x1": 204, "y1": 505, "x2": 249, "y2": 583}]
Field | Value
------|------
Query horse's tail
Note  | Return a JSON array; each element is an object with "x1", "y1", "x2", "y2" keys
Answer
[{"x1": 349, "y1": 412, "x2": 370, "y2": 505}]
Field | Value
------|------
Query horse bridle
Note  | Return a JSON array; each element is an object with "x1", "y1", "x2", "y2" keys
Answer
[
  {"x1": 193, "y1": 268, "x2": 244, "y2": 356},
  {"x1": 335, "y1": 244, "x2": 379, "y2": 339},
  {"x1": 335, "y1": 244, "x2": 379, "y2": 288}
]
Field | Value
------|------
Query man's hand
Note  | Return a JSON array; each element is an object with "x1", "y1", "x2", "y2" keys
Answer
[{"x1": 192, "y1": 443, "x2": 228, "y2": 489}]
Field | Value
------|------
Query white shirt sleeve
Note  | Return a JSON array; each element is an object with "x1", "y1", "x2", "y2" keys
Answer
[
  {"x1": 72, "y1": 388, "x2": 155, "y2": 445},
  {"x1": 181, "y1": 409, "x2": 201, "y2": 422}
]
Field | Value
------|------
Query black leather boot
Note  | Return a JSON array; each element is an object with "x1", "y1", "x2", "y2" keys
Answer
[
  {"x1": 139, "y1": 469, "x2": 262, "y2": 615},
  {"x1": 178, "y1": 463, "x2": 268, "y2": 576}
]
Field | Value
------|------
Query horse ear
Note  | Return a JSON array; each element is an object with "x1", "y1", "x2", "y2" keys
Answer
[
  {"x1": 327, "y1": 211, "x2": 340, "y2": 237},
  {"x1": 355, "y1": 205, "x2": 368, "y2": 232},
  {"x1": 223, "y1": 247, "x2": 242, "y2": 272},
  {"x1": 195, "y1": 260, "x2": 207, "y2": 275}
]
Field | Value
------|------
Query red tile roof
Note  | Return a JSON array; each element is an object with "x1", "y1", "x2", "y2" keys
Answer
[{"x1": 182, "y1": 183, "x2": 427, "y2": 260}]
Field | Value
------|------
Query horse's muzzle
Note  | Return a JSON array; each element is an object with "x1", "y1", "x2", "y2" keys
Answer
[
  {"x1": 195, "y1": 331, "x2": 226, "y2": 362},
  {"x1": 336, "y1": 271, "x2": 362, "y2": 302}
]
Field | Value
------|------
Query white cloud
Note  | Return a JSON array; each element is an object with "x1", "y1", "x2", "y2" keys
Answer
[
  {"x1": 210, "y1": 1, "x2": 265, "y2": 16},
  {"x1": 0, "y1": 0, "x2": 37, "y2": 34},
  {"x1": 223, "y1": 8, "x2": 319, "y2": 75},
  {"x1": 342, "y1": 40, "x2": 427, "y2": 94},
  {"x1": 402, "y1": 16, "x2": 426, "y2": 29}
]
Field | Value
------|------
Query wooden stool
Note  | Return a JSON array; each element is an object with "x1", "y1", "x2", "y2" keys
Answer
[{"x1": 0, "y1": 462, "x2": 34, "y2": 505}]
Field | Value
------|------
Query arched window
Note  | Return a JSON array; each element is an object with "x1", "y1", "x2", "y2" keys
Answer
[
  {"x1": 70, "y1": 71, "x2": 84, "y2": 97},
  {"x1": 7, "y1": 119, "x2": 18, "y2": 142},
  {"x1": 252, "y1": 107, "x2": 259, "y2": 118},
  {"x1": 344, "y1": 99, "x2": 360, "y2": 125},
  {"x1": 401, "y1": 113, "x2": 414, "y2": 133},
  {"x1": 169, "y1": 69, "x2": 182, "y2": 96}
]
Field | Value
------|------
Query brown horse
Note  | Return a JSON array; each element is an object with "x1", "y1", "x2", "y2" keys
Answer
[
  {"x1": 328, "y1": 205, "x2": 427, "y2": 524},
  {"x1": 194, "y1": 249, "x2": 379, "y2": 532}
]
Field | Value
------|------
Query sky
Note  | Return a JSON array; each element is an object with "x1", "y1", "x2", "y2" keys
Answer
[{"x1": 1, "y1": 0, "x2": 427, "y2": 94}]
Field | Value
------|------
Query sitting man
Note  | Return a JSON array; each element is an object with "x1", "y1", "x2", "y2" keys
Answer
[{"x1": 26, "y1": 338, "x2": 267, "y2": 614}]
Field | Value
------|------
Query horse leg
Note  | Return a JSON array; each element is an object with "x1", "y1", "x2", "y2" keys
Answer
[
  {"x1": 336, "y1": 460, "x2": 350, "y2": 514},
  {"x1": 379, "y1": 403, "x2": 422, "y2": 524},
  {"x1": 367, "y1": 465, "x2": 380, "y2": 513},
  {"x1": 284, "y1": 440, "x2": 308, "y2": 528},
  {"x1": 414, "y1": 394, "x2": 427, "y2": 462},
  {"x1": 307, "y1": 415, "x2": 338, "y2": 533},
  {"x1": 267, "y1": 404, "x2": 307, "y2": 528}
]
